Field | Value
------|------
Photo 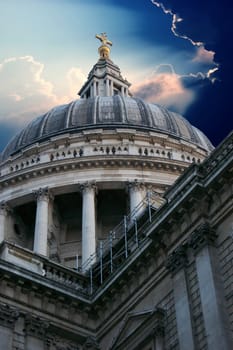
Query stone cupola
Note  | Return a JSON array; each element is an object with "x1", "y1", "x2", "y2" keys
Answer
[{"x1": 78, "y1": 33, "x2": 131, "y2": 98}]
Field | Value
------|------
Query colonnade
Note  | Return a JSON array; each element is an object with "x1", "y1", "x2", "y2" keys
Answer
[{"x1": 0, "y1": 181, "x2": 147, "y2": 268}]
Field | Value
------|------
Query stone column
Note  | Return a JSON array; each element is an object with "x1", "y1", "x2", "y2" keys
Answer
[
  {"x1": 93, "y1": 80, "x2": 97, "y2": 96},
  {"x1": 33, "y1": 187, "x2": 52, "y2": 256},
  {"x1": 110, "y1": 80, "x2": 113, "y2": 96},
  {"x1": 121, "y1": 86, "x2": 124, "y2": 96},
  {"x1": 0, "y1": 202, "x2": 11, "y2": 243},
  {"x1": 166, "y1": 246, "x2": 195, "y2": 350},
  {"x1": 105, "y1": 78, "x2": 110, "y2": 96},
  {"x1": 81, "y1": 183, "x2": 97, "y2": 268},
  {"x1": 90, "y1": 83, "x2": 94, "y2": 98},
  {"x1": 128, "y1": 181, "x2": 144, "y2": 218},
  {"x1": 189, "y1": 223, "x2": 233, "y2": 350}
]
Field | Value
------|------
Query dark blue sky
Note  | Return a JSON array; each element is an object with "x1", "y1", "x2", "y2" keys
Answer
[{"x1": 160, "y1": 0, "x2": 233, "y2": 145}]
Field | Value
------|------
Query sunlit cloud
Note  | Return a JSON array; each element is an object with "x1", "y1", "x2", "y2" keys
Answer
[
  {"x1": 0, "y1": 56, "x2": 85, "y2": 126},
  {"x1": 193, "y1": 46, "x2": 215, "y2": 64},
  {"x1": 66, "y1": 67, "x2": 86, "y2": 96},
  {"x1": 131, "y1": 65, "x2": 195, "y2": 114}
]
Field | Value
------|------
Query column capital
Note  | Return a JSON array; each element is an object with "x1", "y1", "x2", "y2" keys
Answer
[
  {"x1": 189, "y1": 222, "x2": 217, "y2": 254},
  {"x1": 83, "y1": 336, "x2": 100, "y2": 350},
  {"x1": 0, "y1": 303, "x2": 19, "y2": 329},
  {"x1": 127, "y1": 179, "x2": 145, "y2": 192},
  {"x1": 24, "y1": 314, "x2": 49, "y2": 339},
  {"x1": 80, "y1": 182, "x2": 97, "y2": 194},
  {"x1": 33, "y1": 187, "x2": 53, "y2": 202},
  {"x1": 0, "y1": 201, "x2": 12, "y2": 216},
  {"x1": 166, "y1": 245, "x2": 188, "y2": 274},
  {"x1": 47, "y1": 334, "x2": 78, "y2": 350}
]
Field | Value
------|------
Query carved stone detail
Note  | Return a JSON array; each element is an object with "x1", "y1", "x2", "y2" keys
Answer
[
  {"x1": 46, "y1": 334, "x2": 80, "y2": 350},
  {"x1": 0, "y1": 201, "x2": 12, "y2": 216},
  {"x1": 166, "y1": 245, "x2": 188, "y2": 274},
  {"x1": 189, "y1": 222, "x2": 217, "y2": 254},
  {"x1": 24, "y1": 314, "x2": 49, "y2": 339},
  {"x1": 0, "y1": 303, "x2": 19, "y2": 329},
  {"x1": 127, "y1": 179, "x2": 145, "y2": 192},
  {"x1": 80, "y1": 182, "x2": 97, "y2": 194},
  {"x1": 34, "y1": 187, "x2": 53, "y2": 202},
  {"x1": 153, "y1": 307, "x2": 165, "y2": 337},
  {"x1": 83, "y1": 336, "x2": 100, "y2": 350}
]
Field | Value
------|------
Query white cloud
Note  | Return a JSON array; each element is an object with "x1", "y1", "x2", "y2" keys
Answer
[
  {"x1": 131, "y1": 70, "x2": 195, "y2": 114},
  {"x1": 0, "y1": 56, "x2": 85, "y2": 126},
  {"x1": 66, "y1": 67, "x2": 86, "y2": 96}
]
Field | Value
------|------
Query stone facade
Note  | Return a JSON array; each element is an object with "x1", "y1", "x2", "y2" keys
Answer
[{"x1": 0, "y1": 131, "x2": 231, "y2": 349}]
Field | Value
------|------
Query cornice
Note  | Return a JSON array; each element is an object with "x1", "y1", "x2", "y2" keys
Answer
[
  {"x1": 0, "y1": 156, "x2": 186, "y2": 190},
  {"x1": 0, "y1": 125, "x2": 209, "y2": 168}
]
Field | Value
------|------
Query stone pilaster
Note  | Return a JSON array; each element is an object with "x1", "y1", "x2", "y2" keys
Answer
[
  {"x1": 0, "y1": 303, "x2": 19, "y2": 350},
  {"x1": 153, "y1": 308, "x2": 165, "y2": 350},
  {"x1": 34, "y1": 187, "x2": 53, "y2": 256},
  {"x1": 0, "y1": 201, "x2": 11, "y2": 243},
  {"x1": 166, "y1": 246, "x2": 195, "y2": 350},
  {"x1": 81, "y1": 182, "x2": 97, "y2": 269},
  {"x1": 190, "y1": 222, "x2": 233, "y2": 350},
  {"x1": 24, "y1": 314, "x2": 49, "y2": 350}
]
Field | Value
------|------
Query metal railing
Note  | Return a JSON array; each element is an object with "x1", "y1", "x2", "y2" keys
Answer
[{"x1": 81, "y1": 191, "x2": 166, "y2": 293}]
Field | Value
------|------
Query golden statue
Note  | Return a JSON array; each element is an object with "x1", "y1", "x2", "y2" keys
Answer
[
  {"x1": 95, "y1": 33, "x2": 112, "y2": 47},
  {"x1": 95, "y1": 33, "x2": 112, "y2": 59}
]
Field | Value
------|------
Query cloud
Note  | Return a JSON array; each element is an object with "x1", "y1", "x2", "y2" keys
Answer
[
  {"x1": 151, "y1": 1, "x2": 219, "y2": 82},
  {"x1": 0, "y1": 56, "x2": 85, "y2": 127},
  {"x1": 151, "y1": 1, "x2": 202, "y2": 47},
  {"x1": 192, "y1": 46, "x2": 215, "y2": 64},
  {"x1": 131, "y1": 66, "x2": 195, "y2": 114},
  {"x1": 66, "y1": 67, "x2": 86, "y2": 96}
]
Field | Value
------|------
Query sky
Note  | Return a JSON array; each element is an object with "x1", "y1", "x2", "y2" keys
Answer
[{"x1": 0, "y1": 0, "x2": 232, "y2": 152}]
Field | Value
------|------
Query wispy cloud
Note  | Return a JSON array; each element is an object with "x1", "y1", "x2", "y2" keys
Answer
[
  {"x1": 151, "y1": 1, "x2": 202, "y2": 47},
  {"x1": 151, "y1": 0, "x2": 219, "y2": 82}
]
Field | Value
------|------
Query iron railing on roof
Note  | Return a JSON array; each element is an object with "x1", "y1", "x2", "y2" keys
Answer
[{"x1": 81, "y1": 191, "x2": 166, "y2": 293}]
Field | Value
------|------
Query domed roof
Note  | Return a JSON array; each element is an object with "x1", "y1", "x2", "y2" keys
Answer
[{"x1": 1, "y1": 95, "x2": 213, "y2": 161}]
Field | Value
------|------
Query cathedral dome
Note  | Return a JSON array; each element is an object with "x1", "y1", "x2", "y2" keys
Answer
[
  {"x1": 0, "y1": 34, "x2": 216, "y2": 276},
  {"x1": 1, "y1": 95, "x2": 213, "y2": 161}
]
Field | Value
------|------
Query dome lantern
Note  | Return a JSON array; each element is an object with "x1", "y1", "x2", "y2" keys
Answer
[{"x1": 78, "y1": 33, "x2": 131, "y2": 99}]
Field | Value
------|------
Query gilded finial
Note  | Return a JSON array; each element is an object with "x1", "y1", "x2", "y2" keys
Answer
[{"x1": 95, "y1": 33, "x2": 112, "y2": 59}]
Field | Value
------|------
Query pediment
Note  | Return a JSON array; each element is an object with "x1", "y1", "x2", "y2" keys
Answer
[{"x1": 110, "y1": 307, "x2": 165, "y2": 350}]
